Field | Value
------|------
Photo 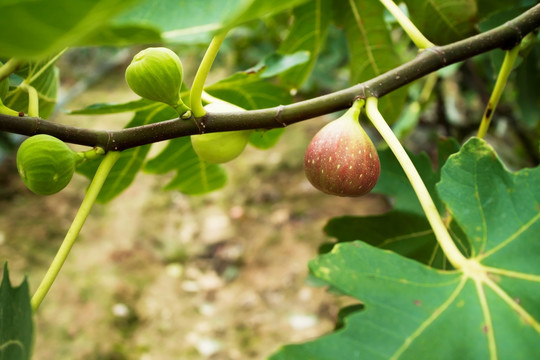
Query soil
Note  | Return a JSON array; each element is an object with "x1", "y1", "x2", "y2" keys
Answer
[{"x1": 0, "y1": 72, "x2": 389, "y2": 360}]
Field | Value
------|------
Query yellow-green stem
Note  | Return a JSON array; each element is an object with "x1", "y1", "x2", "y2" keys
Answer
[
  {"x1": 22, "y1": 83, "x2": 39, "y2": 117},
  {"x1": 190, "y1": 31, "x2": 228, "y2": 117},
  {"x1": 31, "y1": 151, "x2": 121, "y2": 311},
  {"x1": 379, "y1": 0, "x2": 435, "y2": 49},
  {"x1": 365, "y1": 97, "x2": 466, "y2": 269},
  {"x1": 0, "y1": 58, "x2": 23, "y2": 82},
  {"x1": 0, "y1": 98, "x2": 19, "y2": 116},
  {"x1": 477, "y1": 45, "x2": 520, "y2": 138},
  {"x1": 419, "y1": 72, "x2": 438, "y2": 103},
  {"x1": 75, "y1": 147, "x2": 106, "y2": 164}
]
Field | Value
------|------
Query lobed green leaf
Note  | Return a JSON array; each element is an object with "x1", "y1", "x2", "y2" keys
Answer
[
  {"x1": 0, "y1": 264, "x2": 33, "y2": 360},
  {"x1": 272, "y1": 137, "x2": 540, "y2": 359}
]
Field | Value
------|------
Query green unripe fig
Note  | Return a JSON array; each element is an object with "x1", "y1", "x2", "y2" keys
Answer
[
  {"x1": 304, "y1": 102, "x2": 380, "y2": 197},
  {"x1": 16, "y1": 134, "x2": 77, "y2": 195},
  {"x1": 191, "y1": 102, "x2": 252, "y2": 164},
  {"x1": 125, "y1": 47, "x2": 189, "y2": 114}
]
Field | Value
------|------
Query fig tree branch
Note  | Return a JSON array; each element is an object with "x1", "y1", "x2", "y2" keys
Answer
[{"x1": 1, "y1": 4, "x2": 539, "y2": 152}]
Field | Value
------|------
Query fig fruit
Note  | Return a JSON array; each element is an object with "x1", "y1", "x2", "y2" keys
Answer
[
  {"x1": 16, "y1": 134, "x2": 77, "y2": 195},
  {"x1": 191, "y1": 102, "x2": 252, "y2": 164},
  {"x1": 125, "y1": 47, "x2": 189, "y2": 114},
  {"x1": 304, "y1": 101, "x2": 380, "y2": 197}
]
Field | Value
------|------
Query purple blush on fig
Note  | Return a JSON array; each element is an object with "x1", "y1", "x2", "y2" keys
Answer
[{"x1": 304, "y1": 104, "x2": 380, "y2": 197}]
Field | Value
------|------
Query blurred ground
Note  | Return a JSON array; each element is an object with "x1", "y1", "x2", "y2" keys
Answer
[{"x1": 0, "y1": 69, "x2": 388, "y2": 359}]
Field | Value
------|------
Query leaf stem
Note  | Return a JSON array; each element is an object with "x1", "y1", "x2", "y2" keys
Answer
[
  {"x1": 31, "y1": 151, "x2": 121, "y2": 311},
  {"x1": 378, "y1": 0, "x2": 435, "y2": 49},
  {"x1": 476, "y1": 45, "x2": 520, "y2": 138},
  {"x1": 365, "y1": 97, "x2": 466, "y2": 269},
  {"x1": 0, "y1": 58, "x2": 23, "y2": 82},
  {"x1": 190, "y1": 31, "x2": 228, "y2": 118}
]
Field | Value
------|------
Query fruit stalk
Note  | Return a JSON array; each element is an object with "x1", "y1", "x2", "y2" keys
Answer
[
  {"x1": 21, "y1": 83, "x2": 39, "y2": 117},
  {"x1": 477, "y1": 45, "x2": 520, "y2": 138},
  {"x1": 31, "y1": 151, "x2": 121, "y2": 311},
  {"x1": 365, "y1": 97, "x2": 466, "y2": 269},
  {"x1": 190, "y1": 31, "x2": 228, "y2": 118},
  {"x1": 379, "y1": 0, "x2": 435, "y2": 49}
]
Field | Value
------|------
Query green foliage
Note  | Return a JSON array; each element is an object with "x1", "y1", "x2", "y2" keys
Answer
[
  {"x1": 249, "y1": 128, "x2": 285, "y2": 149},
  {"x1": 278, "y1": 0, "x2": 333, "y2": 89},
  {"x1": 438, "y1": 138, "x2": 540, "y2": 264},
  {"x1": 144, "y1": 137, "x2": 227, "y2": 194},
  {"x1": 77, "y1": 105, "x2": 176, "y2": 203},
  {"x1": 323, "y1": 211, "x2": 445, "y2": 267},
  {"x1": 250, "y1": 52, "x2": 311, "y2": 79},
  {"x1": 272, "y1": 139, "x2": 540, "y2": 359},
  {"x1": 102, "y1": 0, "x2": 311, "y2": 46},
  {"x1": 0, "y1": 264, "x2": 33, "y2": 360},
  {"x1": 373, "y1": 138, "x2": 460, "y2": 215},
  {"x1": 205, "y1": 71, "x2": 293, "y2": 110},
  {"x1": 516, "y1": 45, "x2": 540, "y2": 127},
  {"x1": 334, "y1": 0, "x2": 407, "y2": 123},
  {"x1": 3, "y1": 59, "x2": 59, "y2": 118},
  {"x1": 403, "y1": 0, "x2": 478, "y2": 45},
  {"x1": 66, "y1": 99, "x2": 154, "y2": 115},
  {"x1": 321, "y1": 138, "x2": 465, "y2": 269},
  {"x1": 0, "y1": 0, "x2": 139, "y2": 58}
]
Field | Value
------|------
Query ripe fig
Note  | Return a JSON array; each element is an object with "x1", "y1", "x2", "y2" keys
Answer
[
  {"x1": 304, "y1": 101, "x2": 380, "y2": 197},
  {"x1": 191, "y1": 102, "x2": 252, "y2": 164},
  {"x1": 125, "y1": 47, "x2": 189, "y2": 115},
  {"x1": 16, "y1": 134, "x2": 77, "y2": 195}
]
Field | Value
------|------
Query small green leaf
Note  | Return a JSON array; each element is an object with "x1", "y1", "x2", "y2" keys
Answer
[
  {"x1": 278, "y1": 0, "x2": 333, "y2": 88},
  {"x1": 144, "y1": 137, "x2": 227, "y2": 195},
  {"x1": 249, "y1": 51, "x2": 311, "y2": 79},
  {"x1": 403, "y1": 0, "x2": 478, "y2": 45},
  {"x1": 66, "y1": 99, "x2": 155, "y2": 115},
  {"x1": 205, "y1": 70, "x2": 293, "y2": 149},
  {"x1": 334, "y1": 0, "x2": 407, "y2": 123},
  {"x1": 205, "y1": 72, "x2": 292, "y2": 110},
  {"x1": 0, "y1": 264, "x2": 33, "y2": 360}
]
